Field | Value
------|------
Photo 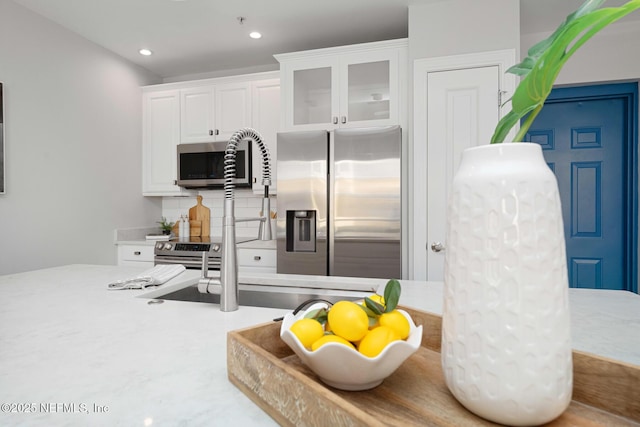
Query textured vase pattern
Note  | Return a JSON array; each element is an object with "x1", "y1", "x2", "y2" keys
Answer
[{"x1": 442, "y1": 143, "x2": 573, "y2": 426}]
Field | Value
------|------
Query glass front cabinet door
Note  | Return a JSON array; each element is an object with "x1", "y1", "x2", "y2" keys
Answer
[
  {"x1": 291, "y1": 60, "x2": 337, "y2": 128},
  {"x1": 278, "y1": 39, "x2": 406, "y2": 131}
]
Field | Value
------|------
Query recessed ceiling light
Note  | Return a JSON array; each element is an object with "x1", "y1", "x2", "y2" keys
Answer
[
  {"x1": 249, "y1": 32, "x2": 262, "y2": 39},
  {"x1": 139, "y1": 49, "x2": 153, "y2": 56}
]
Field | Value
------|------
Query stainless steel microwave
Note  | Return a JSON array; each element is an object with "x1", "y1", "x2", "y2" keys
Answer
[{"x1": 177, "y1": 140, "x2": 252, "y2": 189}]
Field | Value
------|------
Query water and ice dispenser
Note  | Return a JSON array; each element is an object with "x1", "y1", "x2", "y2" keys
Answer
[{"x1": 286, "y1": 210, "x2": 316, "y2": 252}]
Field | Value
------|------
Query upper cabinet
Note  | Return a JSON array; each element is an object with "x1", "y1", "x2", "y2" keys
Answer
[
  {"x1": 142, "y1": 89, "x2": 193, "y2": 196},
  {"x1": 275, "y1": 39, "x2": 407, "y2": 131},
  {"x1": 251, "y1": 78, "x2": 280, "y2": 194},
  {"x1": 142, "y1": 72, "x2": 280, "y2": 196},
  {"x1": 180, "y1": 82, "x2": 251, "y2": 143},
  {"x1": 179, "y1": 86, "x2": 214, "y2": 142}
]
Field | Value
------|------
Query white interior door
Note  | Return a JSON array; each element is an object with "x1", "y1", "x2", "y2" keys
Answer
[
  {"x1": 412, "y1": 50, "x2": 516, "y2": 281},
  {"x1": 425, "y1": 66, "x2": 499, "y2": 280}
]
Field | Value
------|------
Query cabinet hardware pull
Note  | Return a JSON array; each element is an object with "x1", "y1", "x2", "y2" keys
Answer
[
  {"x1": 209, "y1": 130, "x2": 214, "y2": 136},
  {"x1": 215, "y1": 129, "x2": 220, "y2": 135},
  {"x1": 254, "y1": 256, "x2": 261, "y2": 261},
  {"x1": 134, "y1": 251, "x2": 141, "y2": 256},
  {"x1": 333, "y1": 117, "x2": 338, "y2": 125},
  {"x1": 341, "y1": 116, "x2": 347, "y2": 124}
]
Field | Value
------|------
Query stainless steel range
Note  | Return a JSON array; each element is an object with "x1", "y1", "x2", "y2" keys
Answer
[
  {"x1": 154, "y1": 237, "x2": 222, "y2": 270},
  {"x1": 153, "y1": 236, "x2": 257, "y2": 270}
]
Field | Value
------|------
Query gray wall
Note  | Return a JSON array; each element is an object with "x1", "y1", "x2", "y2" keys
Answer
[
  {"x1": 0, "y1": 1, "x2": 162, "y2": 274},
  {"x1": 521, "y1": 20, "x2": 640, "y2": 85},
  {"x1": 408, "y1": 0, "x2": 520, "y2": 61}
]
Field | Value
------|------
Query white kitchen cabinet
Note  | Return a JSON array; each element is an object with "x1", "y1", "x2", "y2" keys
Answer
[
  {"x1": 216, "y1": 82, "x2": 252, "y2": 141},
  {"x1": 238, "y1": 247, "x2": 276, "y2": 274},
  {"x1": 117, "y1": 244, "x2": 155, "y2": 268},
  {"x1": 142, "y1": 72, "x2": 279, "y2": 197},
  {"x1": 180, "y1": 82, "x2": 251, "y2": 143},
  {"x1": 251, "y1": 78, "x2": 280, "y2": 194},
  {"x1": 142, "y1": 89, "x2": 193, "y2": 196},
  {"x1": 180, "y1": 86, "x2": 215, "y2": 143},
  {"x1": 275, "y1": 39, "x2": 407, "y2": 131}
]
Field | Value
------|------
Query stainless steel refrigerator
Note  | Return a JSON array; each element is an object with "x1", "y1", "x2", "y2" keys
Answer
[{"x1": 276, "y1": 125, "x2": 401, "y2": 279}]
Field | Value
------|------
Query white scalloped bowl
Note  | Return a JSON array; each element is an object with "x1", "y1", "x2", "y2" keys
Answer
[{"x1": 280, "y1": 302, "x2": 423, "y2": 391}]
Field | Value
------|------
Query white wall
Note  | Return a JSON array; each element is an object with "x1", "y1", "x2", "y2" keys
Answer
[{"x1": 0, "y1": 1, "x2": 163, "y2": 274}]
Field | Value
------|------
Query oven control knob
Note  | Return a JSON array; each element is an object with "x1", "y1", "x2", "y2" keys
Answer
[
  {"x1": 163, "y1": 243, "x2": 172, "y2": 250},
  {"x1": 211, "y1": 244, "x2": 221, "y2": 252}
]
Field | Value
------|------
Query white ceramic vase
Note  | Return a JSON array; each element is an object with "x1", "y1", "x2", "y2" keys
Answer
[{"x1": 442, "y1": 143, "x2": 573, "y2": 426}]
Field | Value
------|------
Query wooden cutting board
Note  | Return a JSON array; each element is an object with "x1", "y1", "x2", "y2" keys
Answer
[{"x1": 189, "y1": 195, "x2": 210, "y2": 237}]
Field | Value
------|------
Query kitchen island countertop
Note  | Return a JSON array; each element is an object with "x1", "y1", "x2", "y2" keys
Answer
[{"x1": 0, "y1": 265, "x2": 638, "y2": 426}]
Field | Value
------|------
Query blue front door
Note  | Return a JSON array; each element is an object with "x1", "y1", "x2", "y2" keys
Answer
[{"x1": 525, "y1": 83, "x2": 638, "y2": 292}]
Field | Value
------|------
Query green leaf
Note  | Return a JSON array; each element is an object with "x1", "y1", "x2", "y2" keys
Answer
[
  {"x1": 383, "y1": 279, "x2": 401, "y2": 313},
  {"x1": 359, "y1": 304, "x2": 377, "y2": 318},
  {"x1": 368, "y1": 316, "x2": 378, "y2": 328},
  {"x1": 364, "y1": 297, "x2": 384, "y2": 315},
  {"x1": 491, "y1": 0, "x2": 640, "y2": 143},
  {"x1": 359, "y1": 304, "x2": 380, "y2": 328},
  {"x1": 304, "y1": 307, "x2": 328, "y2": 325}
]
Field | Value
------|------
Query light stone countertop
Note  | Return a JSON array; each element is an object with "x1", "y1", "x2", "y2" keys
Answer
[{"x1": 0, "y1": 265, "x2": 638, "y2": 426}]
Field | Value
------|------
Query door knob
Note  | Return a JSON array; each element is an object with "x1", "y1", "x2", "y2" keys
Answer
[{"x1": 430, "y1": 242, "x2": 445, "y2": 252}]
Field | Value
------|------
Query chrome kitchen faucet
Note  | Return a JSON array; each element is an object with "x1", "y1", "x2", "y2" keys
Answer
[{"x1": 197, "y1": 128, "x2": 272, "y2": 311}]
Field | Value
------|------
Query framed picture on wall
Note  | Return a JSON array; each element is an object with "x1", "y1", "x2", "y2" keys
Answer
[{"x1": 0, "y1": 81, "x2": 4, "y2": 194}]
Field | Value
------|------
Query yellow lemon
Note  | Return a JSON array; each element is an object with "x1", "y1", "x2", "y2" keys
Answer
[
  {"x1": 327, "y1": 300, "x2": 369, "y2": 342},
  {"x1": 311, "y1": 334, "x2": 356, "y2": 351},
  {"x1": 358, "y1": 326, "x2": 400, "y2": 358},
  {"x1": 379, "y1": 310, "x2": 411, "y2": 340},
  {"x1": 290, "y1": 318, "x2": 324, "y2": 349},
  {"x1": 324, "y1": 320, "x2": 332, "y2": 334}
]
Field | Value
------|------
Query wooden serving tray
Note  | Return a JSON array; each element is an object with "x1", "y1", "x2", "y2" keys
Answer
[{"x1": 227, "y1": 307, "x2": 640, "y2": 426}]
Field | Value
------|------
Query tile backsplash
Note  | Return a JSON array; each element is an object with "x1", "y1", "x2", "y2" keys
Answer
[{"x1": 162, "y1": 189, "x2": 277, "y2": 238}]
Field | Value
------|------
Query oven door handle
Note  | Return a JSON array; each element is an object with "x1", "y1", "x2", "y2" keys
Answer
[{"x1": 155, "y1": 255, "x2": 220, "y2": 269}]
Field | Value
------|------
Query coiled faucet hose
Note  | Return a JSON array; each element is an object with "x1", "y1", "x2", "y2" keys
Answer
[{"x1": 224, "y1": 127, "x2": 271, "y2": 200}]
